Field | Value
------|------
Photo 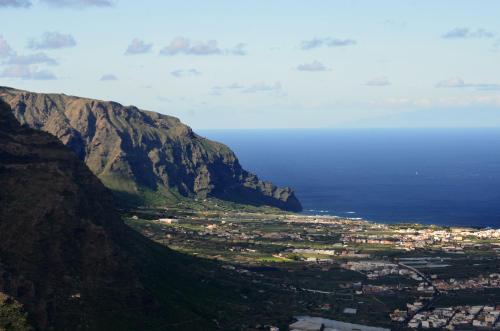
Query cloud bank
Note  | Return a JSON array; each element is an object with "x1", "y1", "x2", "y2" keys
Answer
[
  {"x1": 41, "y1": 0, "x2": 113, "y2": 8},
  {"x1": 125, "y1": 38, "x2": 153, "y2": 55},
  {"x1": 28, "y1": 31, "x2": 76, "y2": 50},
  {"x1": 160, "y1": 37, "x2": 247, "y2": 56},
  {"x1": 170, "y1": 68, "x2": 201, "y2": 78},
  {"x1": 100, "y1": 74, "x2": 117, "y2": 81},
  {"x1": 1, "y1": 0, "x2": 113, "y2": 7},
  {"x1": 442, "y1": 28, "x2": 494, "y2": 39},
  {"x1": 0, "y1": 65, "x2": 56, "y2": 80},
  {"x1": 297, "y1": 60, "x2": 329, "y2": 72},
  {"x1": 436, "y1": 77, "x2": 500, "y2": 90},
  {"x1": 301, "y1": 37, "x2": 357, "y2": 50},
  {"x1": 5, "y1": 52, "x2": 58, "y2": 66},
  {"x1": 0, "y1": 0, "x2": 31, "y2": 7}
]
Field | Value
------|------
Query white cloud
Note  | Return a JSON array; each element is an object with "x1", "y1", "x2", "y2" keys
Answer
[
  {"x1": 125, "y1": 38, "x2": 153, "y2": 55},
  {"x1": 436, "y1": 77, "x2": 500, "y2": 90},
  {"x1": 189, "y1": 40, "x2": 220, "y2": 55},
  {"x1": 160, "y1": 37, "x2": 220, "y2": 56},
  {"x1": 160, "y1": 37, "x2": 246, "y2": 56},
  {"x1": 296, "y1": 60, "x2": 329, "y2": 72},
  {"x1": 5, "y1": 52, "x2": 58, "y2": 65},
  {"x1": 325, "y1": 38, "x2": 357, "y2": 47},
  {"x1": 436, "y1": 77, "x2": 465, "y2": 87},
  {"x1": 170, "y1": 68, "x2": 201, "y2": 78},
  {"x1": 160, "y1": 37, "x2": 190, "y2": 55},
  {"x1": 28, "y1": 31, "x2": 76, "y2": 50},
  {"x1": 442, "y1": 27, "x2": 495, "y2": 39},
  {"x1": 0, "y1": 0, "x2": 31, "y2": 7},
  {"x1": 1, "y1": 0, "x2": 114, "y2": 7},
  {"x1": 365, "y1": 76, "x2": 390, "y2": 86},
  {"x1": 301, "y1": 37, "x2": 357, "y2": 50},
  {"x1": 40, "y1": 0, "x2": 113, "y2": 7},
  {"x1": 0, "y1": 65, "x2": 56, "y2": 80},
  {"x1": 301, "y1": 38, "x2": 323, "y2": 50},
  {"x1": 100, "y1": 74, "x2": 117, "y2": 81}
]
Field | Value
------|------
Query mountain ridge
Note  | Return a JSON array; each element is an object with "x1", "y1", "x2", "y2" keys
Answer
[
  {"x1": 0, "y1": 99, "x2": 282, "y2": 330},
  {"x1": 0, "y1": 86, "x2": 302, "y2": 212}
]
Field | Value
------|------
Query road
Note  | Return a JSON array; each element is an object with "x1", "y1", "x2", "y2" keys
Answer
[{"x1": 397, "y1": 262, "x2": 441, "y2": 325}]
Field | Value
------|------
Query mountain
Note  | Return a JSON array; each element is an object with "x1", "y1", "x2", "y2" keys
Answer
[
  {"x1": 0, "y1": 99, "x2": 244, "y2": 330},
  {"x1": 0, "y1": 99, "x2": 301, "y2": 330},
  {"x1": 0, "y1": 98, "x2": 149, "y2": 329},
  {"x1": 0, "y1": 87, "x2": 302, "y2": 212}
]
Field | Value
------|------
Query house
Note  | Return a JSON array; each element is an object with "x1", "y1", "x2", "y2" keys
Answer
[
  {"x1": 343, "y1": 308, "x2": 357, "y2": 315},
  {"x1": 158, "y1": 218, "x2": 178, "y2": 224}
]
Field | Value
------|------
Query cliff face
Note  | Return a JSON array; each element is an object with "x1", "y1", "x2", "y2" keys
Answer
[
  {"x1": 0, "y1": 87, "x2": 302, "y2": 212},
  {"x1": 0, "y1": 99, "x2": 152, "y2": 329},
  {"x1": 0, "y1": 100, "x2": 297, "y2": 330}
]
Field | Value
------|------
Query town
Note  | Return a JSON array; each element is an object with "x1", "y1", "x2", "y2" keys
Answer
[{"x1": 125, "y1": 202, "x2": 500, "y2": 330}]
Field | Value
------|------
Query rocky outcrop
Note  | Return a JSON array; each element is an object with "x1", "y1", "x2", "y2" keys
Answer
[{"x1": 0, "y1": 87, "x2": 302, "y2": 211}]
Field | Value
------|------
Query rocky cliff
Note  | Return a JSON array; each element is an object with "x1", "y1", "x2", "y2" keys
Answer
[
  {"x1": 0, "y1": 86, "x2": 302, "y2": 212},
  {"x1": 0, "y1": 99, "x2": 150, "y2": 329},
  {"x1": 0, "y1": 100, "x2": 231, "y2": 330}
]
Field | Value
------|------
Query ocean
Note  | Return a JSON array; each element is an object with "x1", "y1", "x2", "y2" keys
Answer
[{"x1": 200, "y1": 128, "x2": 500, "y2": 228}]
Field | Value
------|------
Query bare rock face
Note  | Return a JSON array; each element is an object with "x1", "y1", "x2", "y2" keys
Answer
[
  {"x1": 0, "y1": 87, "x2": 302, "y2": 211},
  {"x1": 0, "y1": 100, "x2": 154, "y2": 329}
]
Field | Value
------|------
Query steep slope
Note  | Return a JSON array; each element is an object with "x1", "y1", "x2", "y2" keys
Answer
[
  {"x1": 0, "y1": 87, "x2": 302, "y2": 212},
  {"x1": 0, "y1": 99, "x2": 145, "y2": 329},
  {"x1": 0, "y1": 100, "x2": 225, "y2": 330}
]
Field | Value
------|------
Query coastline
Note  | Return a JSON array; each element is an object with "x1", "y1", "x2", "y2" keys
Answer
[{"x1": 300, "y1": 209, "x2": 499, "y2": 230}]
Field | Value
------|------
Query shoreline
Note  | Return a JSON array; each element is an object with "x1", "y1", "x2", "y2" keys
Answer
[{"x1": 299, "y1": 209, "x2": 499, "y2": 230}]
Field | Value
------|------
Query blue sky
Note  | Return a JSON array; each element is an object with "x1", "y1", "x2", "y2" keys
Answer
[{"x1": 1, "y1": 0, "x2": 500, "y2": 129}]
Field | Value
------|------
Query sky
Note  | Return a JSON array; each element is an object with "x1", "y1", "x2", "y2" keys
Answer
[{"x1": 1, "y1": 0, "x2": 500, "y2": 129}]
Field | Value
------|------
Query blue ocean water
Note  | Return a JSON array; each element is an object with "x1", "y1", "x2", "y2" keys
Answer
[{"x1": 200, "y1": 129, "x2": 500, "y2": 228}]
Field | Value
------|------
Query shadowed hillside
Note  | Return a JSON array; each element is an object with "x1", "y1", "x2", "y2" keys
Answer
[{"x1": 0, "y1": 100, "x2": 280, "y2": 330}]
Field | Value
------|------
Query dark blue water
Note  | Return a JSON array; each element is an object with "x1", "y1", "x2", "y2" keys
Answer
[{"x1": 199, "y1": 129, "x2": 500, "y2": 228}]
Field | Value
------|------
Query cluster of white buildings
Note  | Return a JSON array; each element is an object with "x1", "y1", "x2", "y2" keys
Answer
[
  {"x1": 434, "y1": 273, "x2": 500, "y2": 291},
  {"x1": 473, "y1": 306, "x2": 500, "y2": 328},
  {"x1": 340, "y1": 260, "x2": 420, "y2": 280},
  {"x1": 396, "y1": 227, "x2": 500, "y2": 249},
  {"x1": 340, "y1": 223, "x2": 500, "y2": 252},
  {"x1": 408, "y1": 307, "x2": 454, "y2": 329},
  {"x1": 416, "y1": 282, "x2": 435, "y2": 293},
  {"x1": 390, "y1": 300, "x2": 431, "y2": 323},
  {"x1": 448, "y1": 305, "x2": 483, "y2": 329},
  {"x1": 393, "y1": 305, "x2": 500, "y2": 330}
]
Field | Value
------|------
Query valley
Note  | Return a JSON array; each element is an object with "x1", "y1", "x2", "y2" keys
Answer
[{"x1": 126, "y1": 203, "x2": 500, "y2": 330}]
